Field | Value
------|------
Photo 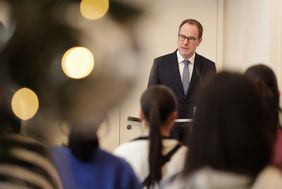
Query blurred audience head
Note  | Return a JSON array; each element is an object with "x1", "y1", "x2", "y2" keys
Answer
[
  {"x1": 185, "y1": 72, "x2": 272, "y2": 177},
  {"x1": 245, "y1": 64, "x2": 281, "y2": 130},
  {"x1": 141, "y1": 85, "x2": 178, "y2": 127}
]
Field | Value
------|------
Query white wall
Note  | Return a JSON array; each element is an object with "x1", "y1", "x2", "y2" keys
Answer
[
  {"x1": 222, "y1": 0, "x2": 270, "y2": 71},
  {"x1": 222, "y1": 0, "x2": 282, "y2": 107},
  {"x1": 269, "y1": 0, "x2": 282, "y2": 102}
]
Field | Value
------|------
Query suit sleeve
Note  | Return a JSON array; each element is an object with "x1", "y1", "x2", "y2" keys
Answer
[
  {"x1": 210, "y1": 62, "x2": 216, "y2": 73},
  {"x1": 203, "y1": 61, "x2": 217, "y2": 80},
  {"x1": 147, "y1": 59, "x2": 160, "y2": 88}
]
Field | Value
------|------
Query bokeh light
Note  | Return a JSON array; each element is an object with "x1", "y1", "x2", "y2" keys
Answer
[
  {"x1": 11, "y1": 88, "x2": 39, "y2": 120},
  {"x1": 80, "y1": 0, "x2": 109, "y2": 20},
  {"x1": 61, "y1": 47, "x2": 94, "y2": 79}
]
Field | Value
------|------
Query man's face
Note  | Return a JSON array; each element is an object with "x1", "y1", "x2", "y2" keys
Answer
[{"x1": 177, "y1": 23, "x2": 202, "y2": 59}]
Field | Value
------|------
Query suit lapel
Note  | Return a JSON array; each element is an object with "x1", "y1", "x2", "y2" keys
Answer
[
  {"x1": 185, "y1": 53, "x2": 203, "y2": 98},
  {"x1": 169, "y1": 51, "x2": 186, "y2": 99}
]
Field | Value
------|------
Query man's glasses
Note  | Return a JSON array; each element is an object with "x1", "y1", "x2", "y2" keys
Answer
[{"x1": 178, "y1": 34, "x2": 197, "y2": 42}]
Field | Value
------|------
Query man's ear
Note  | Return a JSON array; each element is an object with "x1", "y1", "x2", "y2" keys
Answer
[
  {"x1": 140, "y1": 110, "x2": 145, "y2": 120},
  {"x1": 165, "y1": 111, "x2": 178, "y2": 129},
  {"x1": 169, "y1": 111, "x2": 178, "y2": 123},
  {"x1": 197, "y1": 38, "x2": 202, "y2": 47}
]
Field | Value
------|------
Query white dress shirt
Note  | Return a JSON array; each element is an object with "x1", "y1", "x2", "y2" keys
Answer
[{"x1": 177, "y1": 50, "x2": 195, "y2": 81}]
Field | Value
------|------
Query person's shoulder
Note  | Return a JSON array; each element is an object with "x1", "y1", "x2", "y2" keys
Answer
[
  {"x1": 97, "y1": 148, "x2": 138, "y2": 173},
  {"x1": 154, "y1": 51, "x2": 177, "y2": 62},
  {"x1": 195, "y1": 53, "x2": 215, "y2": 64},
  {"x1": 95, "y1": 148, "x2": 120, "y2": 161},
  {"x1": 0, "y1": 133, "x2": 63, "y2": 189},
  {"x1": 0, "y1": 133, "x2": 49, "y2": 155},
  {"x1": 162, "y1": 174, "x2": 188, "y2": 189},
  {"x1": 177, "y1": 143, "x2": 189, "y2": 155},
  {"x1": 50, "y1": 145, "x2": 70, "y2": 157},
  {"x1": 252, "y1": 166, "x2": 282, "y2": 189},
  {"x1": 164, "y1": 168, "x2": 251, "y2": 189},
  {"x1": 94, "y1": 149, "x2": 142, "y2": 189},
  {"x1": 97, "y1": 148, "x2": 132, "y2": 166},
  {"x1": 0, "y1": 133, "x2": 41, "y2": 144},
  {"x1": 114, "y1": 139, "x2": 148, "y2": 156}
]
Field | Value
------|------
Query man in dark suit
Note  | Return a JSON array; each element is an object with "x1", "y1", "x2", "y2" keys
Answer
[{"x1": 147, "y1": 19, "x2": 216, "y2": 144}]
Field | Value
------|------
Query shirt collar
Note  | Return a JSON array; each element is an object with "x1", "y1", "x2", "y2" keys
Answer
[{"x1": 177, "y1": 50, "x2": 195, "y2": 65}]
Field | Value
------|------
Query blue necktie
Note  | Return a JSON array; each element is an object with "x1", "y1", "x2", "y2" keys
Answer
[{"x1": 182, "y1": 60, "x2": 190, "y2": 95}]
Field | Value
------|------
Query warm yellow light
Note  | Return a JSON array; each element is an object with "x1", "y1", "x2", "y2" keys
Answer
[
  {"x1": 61, "y1": 47, "x2": 94, "y2": 79},
  {"x1": 11, "y1": 88, "x2": 39, "y2": 120},
  {"x1": 80, "y1": 0, "x2": 109, "y2": 20}
]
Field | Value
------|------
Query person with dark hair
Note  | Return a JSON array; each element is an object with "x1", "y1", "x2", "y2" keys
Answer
[
  {"x1": 245, "y1": 64, "x2": 280, "y2": 130},
  {"x1": 50, "y1": 127, "x2": 142, "y2": 189},
  {"x1": 0, "y1": 21, "x2": 5, "y2": 50},
  {"x1": 164, "y1": 72, "x2": 282, "y2": 189},
  {"x1": 147, "y1": 19, "x2": 216, "y2": 143},
  {"x1": 114, "y1": 85, "x2": 188, "y2": 189},
  {"x1": 244, "y1": 64, "x2": 282, "y2": 170}
]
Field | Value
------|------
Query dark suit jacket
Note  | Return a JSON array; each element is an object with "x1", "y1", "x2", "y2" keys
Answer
[{"x1": 148, "y1": 50, "x2": 216, "y2": 119}]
